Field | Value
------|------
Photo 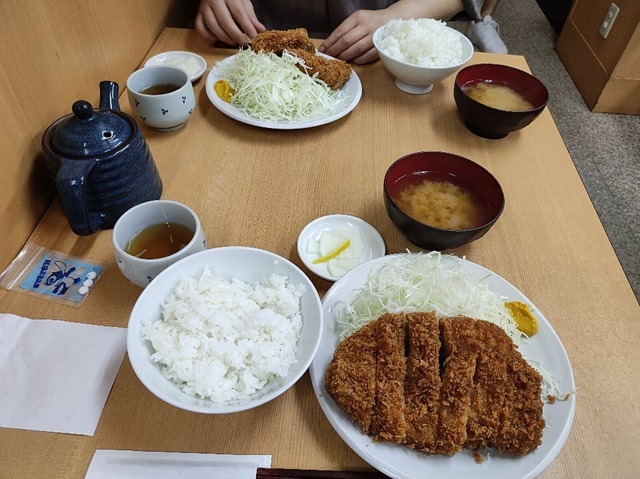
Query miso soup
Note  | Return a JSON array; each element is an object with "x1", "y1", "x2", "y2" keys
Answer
[
  {"x1": 463, "y1": 81, "x2": 534, "y2": 111},
  {"x1": 394, "y1": 173, "x2": 490, "y2": 230}
]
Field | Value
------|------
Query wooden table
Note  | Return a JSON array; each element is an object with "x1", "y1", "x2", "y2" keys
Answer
[{"x1": 2, "y1": 28, "x2": 639, "y2": 478}]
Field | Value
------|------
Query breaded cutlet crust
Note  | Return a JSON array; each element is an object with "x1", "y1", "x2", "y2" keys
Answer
[
  {"x1": 370, "y1": 313, "x2": 406, "y2": 443},
  {"x1": 250, "y1": 28, "x2": 314, "y2": 54},
  {"x1": 494, "y1": 343, "x2": 545, "y2": 455},
  {"x1": 403, "y1": 312, "x2": 441, "y2": 453},
  {"x1": 464, "y1": 319, "x2": 509, "y2": 451},
  {"x1": 289, "y1": 48, "x2": 352, "y2": 90},
  {"x1": 437, "y1": 317, "x2": 478, "y2": 455},
  {"x1": 324, "y1": 320, "x2": 377, "y2": 434},
  {"x1": 325, "y1": 312, "x2": 545, "y2": 458},
  {"x1": 249, "y1": 28, "x2": 352, "y2": 89},
  {"x1": 440, "y1": 317, "x2": 544, "y2": 455}
]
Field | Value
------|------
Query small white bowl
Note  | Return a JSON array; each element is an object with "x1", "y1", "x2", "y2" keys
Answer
[
  {"x1": 297, "y1": 215, "x2": 386, "y2": 281},
  {"x1": 144, "y1": 51, "x2": 208, "y2": 82},
  {"x1": 373, "y1": 24, "x2": 474, "y2": 94},
  {"x1": 127, "y1": 246, "x2": 323, "y2": 414}
]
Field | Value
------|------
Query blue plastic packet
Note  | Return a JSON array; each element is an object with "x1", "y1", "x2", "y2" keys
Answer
[{"x1": 0, "y1": 243, "x2": 104, "y2": 306}]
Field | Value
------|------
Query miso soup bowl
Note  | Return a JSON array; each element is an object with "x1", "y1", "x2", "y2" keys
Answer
[
  {"x1": 454, "y1": 63, "x2": 549, "y2": 139},
  {"x1": 384, "y1": 151, "x2": 504, "y2": 250}
]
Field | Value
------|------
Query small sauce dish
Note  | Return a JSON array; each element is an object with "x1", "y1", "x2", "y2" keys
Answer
[
  {"x1": 297, "y1": 215, "x2": 386, "y2": 281},
  {"x1": 144, "y1": 51, "x2": 208, "y2": 82}
]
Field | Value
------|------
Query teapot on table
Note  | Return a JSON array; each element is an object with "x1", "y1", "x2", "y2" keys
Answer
[{"x1": 42, "y1": 80, "x2": 162, "y2": 236}]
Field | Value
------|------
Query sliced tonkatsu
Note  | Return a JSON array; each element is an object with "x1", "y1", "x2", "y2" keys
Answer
[
  {"x1": 324, "y1": 320, "x2": 377, "y2": 434},
  {"x1": 324, "y1": 312, "x2": 545, "y2": 458},
  {"x1": 464, "y1": 319, "x2": 509, "y2": 451},
  {"x1": 436, "y1": 317, "x2": 478, "y2": 455},
  {"x1": 493, "y1": 340, "x2": 545, "y2": 455},
  {"x1": 403, "y1": 312, "x2": 441, "y2": 453},
  {"x1": 369, "y1": 313, "x2": 406, "y2": 443},
  {"x1": 250, "y1": 28, "x2": 314, "y2": 55}
]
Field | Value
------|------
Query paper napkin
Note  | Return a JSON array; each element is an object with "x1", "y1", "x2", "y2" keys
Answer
[
  {"x1": 0, "y1": 313, "x2": 126, "y2": 435},
  {"x1": 85, "y1": 450, "x2": 272, "y2": 479}
]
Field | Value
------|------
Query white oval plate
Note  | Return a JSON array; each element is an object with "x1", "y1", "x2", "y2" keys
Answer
[
  {"x1": 309, "y1": 253, "x2": 576, "y2": 479},
  {"x1": 145, "y1": 51, "x2": 208, "y2": 82},
  {"x1": 297, "y1": 215, "x2": 386, "y2": 281},
  {"x1": 205, "y1": 52, "x2": 362, "y2": 130}
]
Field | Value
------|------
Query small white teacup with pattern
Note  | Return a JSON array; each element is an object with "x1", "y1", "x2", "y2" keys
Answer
[
  {"x1": 113, "y1": 200, "x2": 207, "y2": 288},
  {"x1": 127, "y1": 66, "x2": 195, "y2": 132}
]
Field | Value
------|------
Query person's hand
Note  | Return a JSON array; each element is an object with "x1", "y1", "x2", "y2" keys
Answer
[
  {"x1": 319, "y1": 0, "x2": 465, "y2": 64},
  {"x1": 319, "y1": 10, "x2": 391, "y2": 64},
  {"x1": 195, "y1": 0, "x2": 266, "y2": 46}
]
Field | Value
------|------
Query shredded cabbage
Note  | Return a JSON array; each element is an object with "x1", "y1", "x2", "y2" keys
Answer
[
  {"x1": 336, "y1": 251, "x2": 570, "y2": 399},
  {"x1": 524, "y1": 355, "x2": 575, "y2": 402},
  {"x1": 215, "y1": 49, "x2": 346, "y2": 122},
  {"x1": 337, "y1": 251, "x2": 521, "y2": 344}
]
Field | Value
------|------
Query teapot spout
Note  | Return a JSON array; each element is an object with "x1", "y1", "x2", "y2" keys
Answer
[{"x1": 99, "y1": 81, "x2": 120, "y2": 111}]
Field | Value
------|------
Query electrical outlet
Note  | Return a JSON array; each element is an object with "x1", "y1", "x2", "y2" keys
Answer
[{"x1": 599, "y1": 3, "x2": 620, "y2": 39}]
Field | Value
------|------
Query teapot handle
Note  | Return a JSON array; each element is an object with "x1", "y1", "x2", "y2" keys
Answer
[
  {"x1": 56, "y1": 158, "x2": 105, "y2": 235},
  {"x1": 99, "y1": 80, "x2": 120, "y2": 111}
]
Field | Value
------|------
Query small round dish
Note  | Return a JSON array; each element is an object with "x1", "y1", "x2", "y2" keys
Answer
[
  {"x1": 297, "y1": 215, "x2": 386, "y2": 282},
  {"x1": 144, "y1": 51, "x2": 208, "y2": 82}
]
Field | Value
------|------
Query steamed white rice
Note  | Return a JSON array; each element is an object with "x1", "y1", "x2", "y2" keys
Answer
[
  {"x1": 379, "y1": 18, "x2": 463, "y2": 67},
  {"x1": 142, "y1": 266, "x2": 305, "y2": 402}
]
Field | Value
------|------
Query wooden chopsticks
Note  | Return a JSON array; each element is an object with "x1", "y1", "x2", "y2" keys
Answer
[{"x1": 256, "y1": 468, "x2": 390, "y2": 478}]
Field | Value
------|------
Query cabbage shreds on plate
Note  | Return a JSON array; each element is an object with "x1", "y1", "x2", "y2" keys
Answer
[
  {"x1": 336, "y1": 251, "x2": 521, "y2": 345},
  {"x1": 335, "y1": 251, "x2": 569, "y2": 401},
  {"x1": 215, "y1": 49, "x2": 346, "y2": 122}
]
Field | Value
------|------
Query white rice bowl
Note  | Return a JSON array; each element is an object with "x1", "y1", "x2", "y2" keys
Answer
[
  {"x1": 378, "y1": 18, "x2": 463, "y2": 67},
  {"x1": 372, "y1": 19, "x2": 474, "y2": 94},
  {"x1": 127, "y1": 247, "x2": 323, "y2": 414}
]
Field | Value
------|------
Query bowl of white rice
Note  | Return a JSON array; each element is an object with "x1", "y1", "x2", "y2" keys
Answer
[
  {"x1": 127, "y1": 246, "x2": 323, "y2": 413},
  {"x1": 373, "y1": 18, "x2": 474, "y2": 94}
]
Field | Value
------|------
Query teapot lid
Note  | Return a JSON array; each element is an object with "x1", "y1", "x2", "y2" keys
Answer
[{"x1": 50, "y1": 100, "x2": 133, "y2": 157}]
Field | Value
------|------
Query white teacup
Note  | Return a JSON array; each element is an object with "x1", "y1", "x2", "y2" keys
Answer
[
  {"x1": 126, "y1": 66, "x2": 196, "y2": 132},
  {"x1": 113, "y1": 200, "x2": 207, "y2": 288}
]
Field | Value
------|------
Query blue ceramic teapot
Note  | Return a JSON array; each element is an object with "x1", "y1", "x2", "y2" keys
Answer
[{"x1": 42, "y1": 81, "x2": 162, "y2": 236}]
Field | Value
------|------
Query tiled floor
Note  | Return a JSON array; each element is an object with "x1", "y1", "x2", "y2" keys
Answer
[{"x1": 459, "y1": 0, "x2": 640, "y2": 302}]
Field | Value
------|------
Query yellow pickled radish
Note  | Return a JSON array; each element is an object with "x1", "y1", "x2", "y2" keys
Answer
[
  {"x1": 214, "y1": 80, "x2": 235, "y2": 103},
  {"x1": 312, "y1": 240, "x2": 351, "y2": 264},
  {"x1": 505, "y1": 301, "x2": 538, "y2": 336}
]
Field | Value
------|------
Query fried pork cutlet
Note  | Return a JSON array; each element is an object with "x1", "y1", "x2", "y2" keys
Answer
[
  {"x1": 250, "y1": 28, "x2": 314, "y2": 55},
  {"x1": 436, "y1": 317, "x2": 479, "y2": 456},
  {"x1": 325, "y1": 313, "x2": 545, "y2": 458},
  {"x1": 493, "y1": 332, "x2": 545, "y2": 455},
  {"x1": 369, "y1": 313, "x2": 406, "y2": 443},
  {"x1": 324, "y1": 320, "x2": 377, "y2": 434},
  {"x1": 464, "y1": 319, "x2": 509, "y2": 451},
  {"x1": 439, "y1": 317, "x2": 544, "y2": 456},
  {"x1": 288, "y1": 48, "x2": 352, "y2": 90},
  {"x1": 403, "y1": 312, "x2": 441, "y2": 453}
]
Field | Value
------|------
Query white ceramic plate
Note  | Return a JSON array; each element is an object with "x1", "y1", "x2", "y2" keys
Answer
[
  {"x1": 205, "y1": 52, "x2": 362, "y2": 129},
  {"x1": 309, "y1": 253, "x2": 575, "y2": 479},
  {"x1": 144, "y1": 51, "x2": 208, "y2": 82},
  {"x1": 297, "y1": 215, "x2": 386, "y2": 282},
  {"x1": 127, "y1": 247, "x2": 323, "y2": 414}
]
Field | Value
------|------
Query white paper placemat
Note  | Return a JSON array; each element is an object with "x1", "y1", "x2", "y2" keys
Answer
[
  {"x1": 85, "y1": 450, "x2": 272, "y2": 479},
  {"x1": 0, "y1": 313, "x2": 126, "y2": 435}
]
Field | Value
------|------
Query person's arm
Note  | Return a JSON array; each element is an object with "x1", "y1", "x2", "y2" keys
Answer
[
  {"x1": 195, "y1": 0, "x2": 266, "y2": 45},
  {"x1": 319, "y1": 0, "x2": 465, "y2": 64}
]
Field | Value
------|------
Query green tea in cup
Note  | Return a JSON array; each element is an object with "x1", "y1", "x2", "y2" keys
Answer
[
  {"x1": 125, "y1": 222, "x2": 195, "y2": 259},
  {"x1": 113, "y1": 200, "x2": 207, "y2": 288}
]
